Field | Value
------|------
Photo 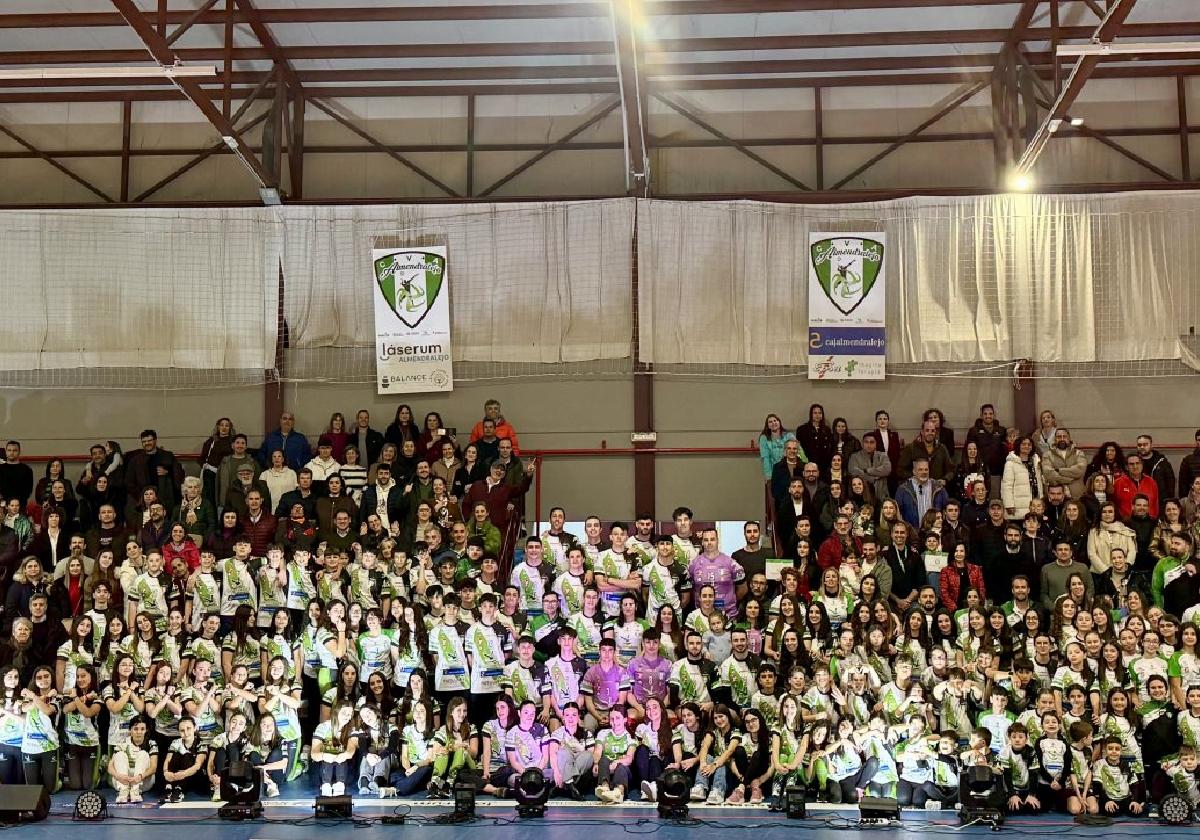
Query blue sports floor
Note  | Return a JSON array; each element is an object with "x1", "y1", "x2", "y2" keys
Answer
[{"x1": 13, "y1": 790, "x2": 1195, "y2": 840}]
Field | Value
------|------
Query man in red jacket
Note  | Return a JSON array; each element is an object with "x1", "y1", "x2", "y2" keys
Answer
[
  {"x1": 238, "y1": 489, "x2": 278, "y2": 557},
  {"x1": 817, "y1": 514, "x2": 863, "y2": 570},
  {"x1": 463, "y1": 460, "x2": 534, "y2": 538},
  {"x1": 1113, "y1": 454, "x2": 1159, "y2": 520}
]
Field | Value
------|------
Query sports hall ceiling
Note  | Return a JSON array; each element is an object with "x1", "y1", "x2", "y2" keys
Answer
[{"x1": 0, "y1": 0, "x2": 1197, "y2": 204}]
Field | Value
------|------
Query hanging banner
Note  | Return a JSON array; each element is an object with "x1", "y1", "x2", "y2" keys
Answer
[
  {"x1": 372, "y1": 245, "x2": 453, "y2": 394},
  {"x1": 808, "y1": 232, "x2": 886, "y2": 380}
]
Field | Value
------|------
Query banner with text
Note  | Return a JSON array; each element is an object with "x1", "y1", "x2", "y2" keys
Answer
[
  {"x1": 373, "y1": 246, "x2": 453, "y2": 394},
  {"x1": 808, "y1": 232, "x2": 886, "y2": 380}
]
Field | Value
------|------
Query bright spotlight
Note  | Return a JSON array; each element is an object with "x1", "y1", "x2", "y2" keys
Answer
[{"x1": 1008, "y1": 172, "x2": 1034, "y2": 192}]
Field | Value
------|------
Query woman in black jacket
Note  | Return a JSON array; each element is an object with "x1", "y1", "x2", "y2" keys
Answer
[{"x1": 796, "y1": 404, "x2": 835, "y2": 476}]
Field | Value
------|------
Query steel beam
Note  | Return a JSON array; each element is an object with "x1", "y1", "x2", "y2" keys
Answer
[
  {"x1": 0, "y1": 121, "x2": 114, "y2": 202},
  {"x1": 165, "y1": 0, "x2": 222, "y2": 46},
  {"x1": 654, "y1": 93, "x2": 811, "y2": 190},
  {"x1": 1017, "y1": 0, "x2": 1139, "y2": 175},
  {"x1": 612, "y1": 0, "x2": 650, "y2": 196},
  {"x1": 134, "y1": 109, "x2": 270, "y2": 202},
  {"x1": 833, "y1": 81, "x2": 989, "y2": 189},
  {"x1": 111, "y1": 0, "x2": 275, "y2": 189},
  {"x1": 305, "y1": 97, "x2": 460, "y2": 197},
  {"x1": 478, "y1": 98, "x2": 623, "y2": 197},
  {"x1": 1180, "y1": 76, "x2": 1191, "y2": 181},
  {"x1": 120, "y1": 99, "x2": 131, "y2": 202}
]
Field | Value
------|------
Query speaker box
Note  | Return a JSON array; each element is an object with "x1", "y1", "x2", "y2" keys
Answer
[{"x1": 0, "y1": 784, "x2": 50, "y2": 824}]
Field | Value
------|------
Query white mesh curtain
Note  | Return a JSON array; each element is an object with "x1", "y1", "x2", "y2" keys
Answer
[
  {"x1": 637, "y1": 193, "x2": 1193, "y2": 367},
  {"x1": 280, "y1": 200, "x2": 634, "y2": 363},
  {"x1": 0, "y1": 208, "x2": 281, "y2": 372}
]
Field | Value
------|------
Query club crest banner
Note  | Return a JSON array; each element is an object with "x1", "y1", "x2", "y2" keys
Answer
[
  {"x1": 373, "y1": 246, "x2": 453, "y2": 393},
  {"x1": 808, "y1": 233, "x2": 886, "y2": 380}
]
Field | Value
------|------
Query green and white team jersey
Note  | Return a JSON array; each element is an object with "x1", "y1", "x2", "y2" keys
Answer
[
  {"x1": 641, "y1": 561, "x2": 681, "y2": 616},
  {"x1": 63, "y1": 698, "x2": 100, "y2": 747},
  {"x1": 633, "y1": 722, "x2": 667, "y2": 757},
  {"x1": 261, "y1": 633, "x2": 298, "y2": 679},
  {"x1": 553, "y1": 572, "x2": 588, "y2": 616},
  {"x1": 1166, "y1": 761, "x2": 1200, "y2": 805},
  {"x1": 542, "y1": 533, "x2": 578, "y2": 575},
  {"x1": 932, "y1": 684, "x2": 972, "y2": 738},
  {"x1": 567, "y1": 612, "x2": 603, "y2": 663},
  {"x1": 626, "y1": 539, "x2": 654, "y2": 570},
  {"x1": 501, "y1": 660, "x2": 545, "y2": 706},
  {"x1": 402, "y1": 723, "x2": 434, "y2": 763},
  {"x1": 85, "y1": 608, "x2": 110, "y2": 649},
  {"x1": 860, "y1": 731, "x2": 899, "y2": 785},
  {"x1": 1015, "y1": 709, "x2": 1045, "y2": 742},
  {"x1": 286, "y1": 561, "x2": 315, "y2": 611},
  {"x1": 190, "y1": 570, "x2": 221, "y2": 629},
  {"x1": 102, "y1": 683, "x2": 139, "y2": 746},
  {"x1": 124, "y1": 634, "x2": 161, "y2": 678},
  {"x1": 997, "y1": 745, "x2": 1034, "y2": 789},
  {"x1": 511, "y1": 562, "x2": 550, "y2": 614},
  {"x1": 774, "y1": 725, "x2": 803, "y2": 765},
  {"x1": 843, "y1": 691, "x2": 872, "y2": 727},
  {"x1": 481, "y1": 718, "x2": 509, "y2": 763},
  {"x1": 0, "y1": 699, "x2": 22, "y2": 748},
  {"x1": 550, "y1": 724, "x2": 594, "y2": 758},
  {"x1": 257, "y1": 566, "x2": 288, "y2": 627},
  {"x1": 465, "y1": 621, "x2": 509, "y2": 694},
  {"x1": 1039, "y1": 737, "x2": 1068, "y2": 778},
  {"x1": 21, "y1": 700, "x2": 60, "y2": 754},
  {"x1": 669, "y1": 658, "x2": 711, "y2": 705},
  {"x1": 220, "y1": 558, "x2": 257, "y2": 616},
  {"x1": 222, "y1": 633, "x2": 263, "y2": 681},
  {"x1": 685, "y1": 609, "x2": 716, "y2": 636},
  {"x1": 606, "y1": 618, "x2": 649, "y2": 665},
  {"x1": 356, "y1": 632, "x2": 395, "y2": 682},
  {"x1": 1091, "y1": 758, "x2": 1132, "y2": 800},
  {"x1": 1179, "y1": 709, "x2": 1200, "y2": 749},
  {"x1": 1169, "y1": 650, "x2": 1200, "y2": 691},
  {"x1": 1051, "y1": 665, "x2": 1094, "y2": 694},
  {"x1": 749, "y1": 691, "x2": 780, "y2": 727},
  {"x1": 715, "y1": 654, "x2": 755, "y2": 708},
  {"x1": 671, "y1": 535, "x2": 699, "y2": 569},
  {"x1": 877, "y1": 682, "x2": 910, "y2": 726},
  {"x1": 428, "y1": 621, "x2": 469, "y2": 692},
  {"x1": 1097, "y1": 713, "x2": 1142, "y2": 771},
  {"x1": 810, "y1": 589, "x2": 853, "y2": 629},
  {"x1": 129, "y1": 571, "x2": 169, "y2": 629},
  {"x1": 145, "y1": 685, "x2": 182, "y2": 738},
  {"x1": 594, "y1": 727, "x2": 637, "y2": 761},
  {"x1": 347, "y1": 564, "x2": 382, "y2": 610},
  {"x1": 299, "y1": 627, "x2": 323, "y2": 679},
  {"x1": 311, "y1": 627, "x2": 342, "y2": 672},
  {"x1": 595, "y1": 549, "x2": 636, "y2": 618},
  {"x1": 181, "y1": 682, "x2": 221, "y2": 743},
  {"x1": 671, "y1": 722, "x2": 699, "y2": 756},
  {"x1": 56, "y1": 641, "x2": 94, "y2": 692},
  {"x1": 801, "y1": 687, "x2": 839, "y2": 726},
  {"x1": 259, "y1": 683, "x2": 302, "y2": 741},
  {"x1": 392, "y1": 633, "x2": 425, "y2": 688},
  {"x1": 1128, "y1": 653, "x2": 1169, "y2": 702},
  {"x1": 185, "y1": 634, "x2": 222, "y2": 671}
]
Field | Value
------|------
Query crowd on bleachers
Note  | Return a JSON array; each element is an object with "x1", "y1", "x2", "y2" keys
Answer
[{"x1": 1, "y1": 397, "x2": 1199, "y2": 817}]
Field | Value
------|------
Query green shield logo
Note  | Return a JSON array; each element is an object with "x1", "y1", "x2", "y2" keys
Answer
[
  {"x1": 810, "y1": 237, "x2": 883, "y2": 316},
  {"x1": 374, "y1": 250, "x2": 446, "y2": 328}
]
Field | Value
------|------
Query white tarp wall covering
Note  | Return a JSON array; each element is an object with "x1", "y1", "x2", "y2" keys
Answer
[
  {"x1": 0, "y1": 194, "x2": 1194, "y2": 375},
  {"x1": 0, "y1": 208, "x2": 282, "y2": 371},
  {"x1": 636, "y1": 193, "x2": 1197, "y2": 367},
  {"x1": 279, "y1": 199, "x2": 634, "y2": 364}
]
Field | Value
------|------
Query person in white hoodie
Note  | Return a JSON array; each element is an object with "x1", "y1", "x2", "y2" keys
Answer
[{"x1": 1002, "y1": 437, "x2": 1044, "y2": 521}]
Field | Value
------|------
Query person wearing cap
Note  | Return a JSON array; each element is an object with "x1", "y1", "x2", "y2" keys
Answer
[
  {"x1": 224, "y1": 462, "x2": 271, "y2": 521},
  {"x1": 970, "y1": 497, "x2": 1011, "y2": 599},
  {"x1": 304, "y1": 437, "x2": 341, "y2": 495},
  {"x1": 462, "y1": 459, "x2": 535, "y2": 542},
  {"x1": 216, "y1": 434, "x2": 259, "y2": 511}
]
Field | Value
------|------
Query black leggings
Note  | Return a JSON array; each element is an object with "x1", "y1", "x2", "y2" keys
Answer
[
  {"x1": 827, "y1": 758, "x2": 880, "y2": 804},
  {"x1": 319, "y1": 760, "x2": 350, "y2": 785},
  {"x1": 0, "y1": 744, "x2": 24, "y2": 785},
  {"x1": 23, "y1": 751, "x2": 58, "y2": 795},
  {"x1": 598, "y1": 756, "x2": 632, "y2": 791},
  {"x1": 898, "y1": 779, "x2": 956, "y2": 808},
  {"x1": 64, "y1": 744, "x2": 98, "y2": 790}
]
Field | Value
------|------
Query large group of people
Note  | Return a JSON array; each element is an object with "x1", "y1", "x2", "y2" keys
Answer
[{"x1": 0, "y1": 398, "x2": 1198, "y2": 818}]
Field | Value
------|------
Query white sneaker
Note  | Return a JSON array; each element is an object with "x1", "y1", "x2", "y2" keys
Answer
[
  {"x1": 116, "y1": 789, "x2": 130, "y2": 804},
  {"x1": 689, "y1": 784, "x2": 706, "y2": 802},
  {"x1": 378, "y1": 786, "x2": 397, "y2": 798},
  {"x1": 321, "y1": 783, "x2": 334, "y2": 797},
  {"x1": 211, "y1": 788, "x2": 222, "y2": 802},
  {"x1": 131, "y1": 791, "x2": 143, "y2": 804},
  {"x1": 706, "y1": 789, "x2": 724, "y2": 805},
  {"x1": 641, "y1": 780, "x2": 657, "y2": 802},
  {"x1": 595, "y1": 783, "x2": 611, "y2": 803},
  {"x1": 331, "y1": 782, "x2": 345, "y2": 796},
  {"x1": 265, "y1": 781, "x2": 281, "y2": 798}
]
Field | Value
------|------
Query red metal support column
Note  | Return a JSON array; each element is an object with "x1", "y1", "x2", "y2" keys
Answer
[
  {"x1": 1180, "y1": 75, "x2": 1192, "y2": 181},
  {"x1": 466, "y1": 94, "x2": 475, "y2": 197},
  {"x1": 119, "y1": 100, "x2": 132, "y2": 202},
  {"x1": 1013, "y1": 361, "x2": 1038, "y2": 434},
  {"x1": 814, "y1": 85, "x2": 824, "y2": 190}
]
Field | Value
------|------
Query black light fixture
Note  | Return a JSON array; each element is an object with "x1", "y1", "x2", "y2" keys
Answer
[
  {"x1": 858, "y1": 795, "x2": 900, "y2": 824},
  {"x1": 313, "y1": 794, "x2": 353, "y2": 819},
  {"x1": 657, "y1": 768, "x2": 690, "y2": 820},
  {"x1": 785, "y1": 785, "x2": 807, "y2": 819},
  {"x1": 452, "y1": 779, "x2": 477, "y2": 821},
  {"x1": 1160, "y1": 792, "x2": 1193, "y2": 826},
  {"x1": 514, "y1": 768, "x2": 551, "y2": 818},
  {"x1": 217, "y1": 759, "x2": 264, "y2": 820},
  {"x1": 957, "y1": 765, "x2": 1005, "y2": 827},
  {"x1": 73, "y1": 791, "x2": 108, "y2": 822}
]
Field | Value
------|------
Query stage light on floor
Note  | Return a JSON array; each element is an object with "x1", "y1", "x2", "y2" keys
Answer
[
  {"x1": 858, "y1": 795, "x2": 900, "y2": 823},
  {"x1": 453, "y1": 779, "x2": 477, "y2": 821},
  {"x1": 1008, "y1": 171, "x2": 1034, "y2": 192},
  {"x1": 1160, "y1": 792, "x2": 1193, "y2": 825},
  {"x1": 217, "y1": 760, "x2": 263, "y2": 821},
  {"x1": 958, "y1": 765, "x2": 1005, "y2": 827},
  {"x1": 515, "y1": 768, "x2": 551, "y2": 818},
  {"x1": 73, "y1": 790, "x2": 108, "y2": 822},
  {"x1": 785, "y1": 785, "x2": 807, "y2": 819},
  {"x1": 657, "y1": 768, "x2": 689, "y2": 820},
  {"x1": 313, "y1": 794, "x2": 353, "y2": 819}
]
